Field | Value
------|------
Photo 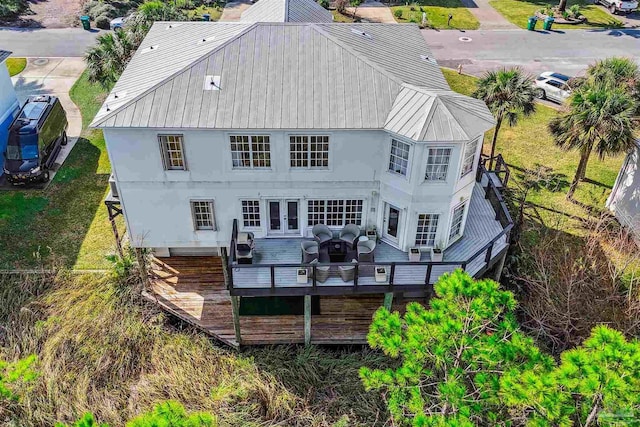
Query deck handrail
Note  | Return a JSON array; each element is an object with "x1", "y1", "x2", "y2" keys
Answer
[
  {"x1": 228, "y1": 164, "x2": 513, "y2": 293},
  {"x1": 480, "y1": 153, "x2": 511, "y2": 188}
]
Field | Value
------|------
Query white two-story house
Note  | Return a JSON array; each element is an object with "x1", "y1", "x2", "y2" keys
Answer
[{"x1": 93, "y1": 15, "x2": 513, "y2": 346}]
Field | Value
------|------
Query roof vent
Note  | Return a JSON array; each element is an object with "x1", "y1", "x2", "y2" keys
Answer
[
  {"x1": 420, "y1": 55, "x2": 437, "y2": 64},
  {"x1": 108, "y1": 90, "x2": 127, "y2": 101},
  {"x1": 141, "y1": 45, "x2": 159, "y2": 54},
  {"x1": 203, "y1": 75, "x2": 221, "y2": 91},
  {"x1": 350, "y1": 27, "x2": 372, "y2": 39},
  {"x1": 197, "y1": 35, "x2": 216, "y2": 45},
  {"x1": 166, "y1": 23, "x2": 183, "y2": 29}
]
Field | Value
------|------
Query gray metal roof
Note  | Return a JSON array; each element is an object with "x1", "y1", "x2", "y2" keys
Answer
[
  {"x1": 385, "y1": 85, "x2": 495, "y2": 141},
  {"x1": 92, "y1": 22, "x2": 494, "y2": 140},
  {"x1": 241, "y1": 0, "x2": 333, "y2": 23},
  {"x1": 0, "y1": 50, "x2": 12, "y2": 64}
]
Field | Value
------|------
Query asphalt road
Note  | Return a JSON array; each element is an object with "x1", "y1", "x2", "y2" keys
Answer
[
  {"x1": 0, "y1": 27, "x2": 102, "y2": 57},
  {"x1": 424, "y1": 28, "x2": 640, "y2": 77}
]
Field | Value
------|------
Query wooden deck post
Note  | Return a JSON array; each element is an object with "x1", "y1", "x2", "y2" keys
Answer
[
  {"x1": 304, "y1": 295, "x2": 312, "y2": 346},
  {"x1": 493, "y1": 250, "x2": 508, "y2": 282},
  {"x1": 383, "y1": 292, "x2": 393, "y2": 311},
  {"x1": 230, "y1": 295, "x2": 242, "y2": 346}
]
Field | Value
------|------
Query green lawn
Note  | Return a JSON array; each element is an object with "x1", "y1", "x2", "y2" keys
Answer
[
  {"x1": 442, "y1": 68, "x2": 622, "y2": 232},
  {"x1": 489, "y1": 0, "x2": 623, "y2": 29},
  {"x1": 6, "y1": 57, "x2": 26, "y2": 76},
  {"x1": 184, "y1": 5, "x2": 223, "y2": 21},
  {"x1": 392, "y1": 1, "x2": 480, "y2": 29},
  {"x1": 332, "y1": 9, "x2": 355, "y2": 22},
  {"x1": 0, "y1": 72, "x2": 122, "y2": 269}
]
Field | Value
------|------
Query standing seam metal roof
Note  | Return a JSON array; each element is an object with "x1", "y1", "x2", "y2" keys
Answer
[
  {"x1": 0, "y1": 50, "x2": 12, "y2": 64},
  {"x1": 91, "y1": 22, "x2": 495, "y2": 140}
]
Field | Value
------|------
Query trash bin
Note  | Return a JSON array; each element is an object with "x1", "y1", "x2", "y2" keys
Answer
[
  {"x1": 202, "y1": 13, "x2": 210, "y2": 21},
  {"x1": 527, "y1": 16, "x2": 538, "y2": 31},
  {"x1": 543, "y1": 16, "x2": 555, "y2": 30},
  {"x1": 80, "y1": 15, "x2": 90, "y2": 30}
]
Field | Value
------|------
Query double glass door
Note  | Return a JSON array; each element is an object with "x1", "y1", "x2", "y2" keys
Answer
[{"x1": 267, "y1": 199, "x2": 300, "y2": 235}]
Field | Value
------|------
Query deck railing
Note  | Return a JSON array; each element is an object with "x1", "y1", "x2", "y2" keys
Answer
[
  {"x1": 480, "y1": 154, "x2": 510, "y2": 188},
  {"x1": 226, "y1": 165, "x2": 513, "y2": 296}
]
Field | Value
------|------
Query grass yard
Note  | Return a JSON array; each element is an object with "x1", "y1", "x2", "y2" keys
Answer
[
  {"x1": 489, "y1": 0, "x2": 623, "y2": 29},
  {"x1": 184, "y1": 4, "x2": 223, "y2": 21},
  {"x1": 0, "y1": 73, "x2": 122, "y2": 270},
  {"x1": 331, "y1": 9, "x2": 355, "y2": 22},
  {"x1": 391, "y1": 1, "x2": 480, "y2": 29},
  {"x1": 442, "y1": 68, "x2": 623, "y2": 234},
  {"x1": 6, "y1": 57, "x2": 26, "y2": 76}
]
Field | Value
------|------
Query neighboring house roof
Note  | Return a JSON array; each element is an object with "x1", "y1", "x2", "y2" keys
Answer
[
  {"x1": 92, "y1": 22, "x2": 495, "y2": 140},
  {"x1": 240, "y1": 0, "x2": 333, "y2": 23},
  {"x1": 0, "y1": 50, "x2": 12, "y2": 64}
]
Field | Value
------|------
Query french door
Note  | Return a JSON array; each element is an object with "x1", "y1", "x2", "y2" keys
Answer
[
  {"x1": 383, "y1": 203, "x2": 401, "y2": 245},
  {"x1": 267, "y1": 199, "x2": 300, "y2": 235}
]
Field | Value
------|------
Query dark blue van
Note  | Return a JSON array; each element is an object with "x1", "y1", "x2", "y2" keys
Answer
[{"x1": 3, "y1": 95, "x2": 68, "y2": 184}]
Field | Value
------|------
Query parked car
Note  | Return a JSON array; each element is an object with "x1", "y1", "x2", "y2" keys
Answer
[
  {"x1": 534, "y1": 72, "x2": 573, "y2": 104},
  {"x1": 110, "y1": 16, "x2": 127, "y2": 31},
  {"x1": 595, "y1": 0, "x2": 637, "y2": 14},
  {"x1": 3, "y1": 95, "x2": 68, "y2": 184}
]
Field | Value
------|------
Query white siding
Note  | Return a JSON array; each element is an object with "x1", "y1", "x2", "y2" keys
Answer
[{"x1": 607, "y1": 143, "x2": 640, "y2": 241}]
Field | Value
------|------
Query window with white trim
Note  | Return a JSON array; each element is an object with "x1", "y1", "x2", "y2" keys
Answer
[
  {"x1": 159, "y1": 135, "x2": 186, "y2": 170},
  {"x1": 191, "y1": 200, "x2": 216, "y2": 231},
  {"x1": 307, "y1": 199, "x2": 363, "y2": 226},
  {"x1": 425, "y1": 148, "x2": 451, "y2": 181},
  {"x1": 241, "y1": 200, "x2": 261, "y2": 228},
  {"x1": 388, "y1": 139, "x2": 410, "y2": 176},
  {"x1": 461, "y1": 138, "x2": 479, "y2": 177},
  {"x1": 289, "y1": 136, "x2": 329, "y2": 168},
  {"x1": 415, "y1": 213, "x2": 439, "y2": 246},
  {"x1": 230, "y1": 135, "x2": 271, "y2": 168},
  {"x1": 449, "y1": 202, "x2": 466, "y2": 241}
]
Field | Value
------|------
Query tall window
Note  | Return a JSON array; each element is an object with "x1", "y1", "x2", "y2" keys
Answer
[
  {"x1": 290, "y1": 136, "x2": 329, "y2": 168},
  {"x1": 415, "y1": 214, "x2": 439, "y2": 247},
  {"x1": 388, "y1": 139, "x2": 410, "y2": 176},
  {"x1": 230, "y1": 135, "x2": 271, "y2": 168},
  {"x1": 307, "y1": 199, "x2": 363, "y2": 226},
  {"x1": 425, "y1": 148, "x2": 451, "y2": 181},
  {"x1": 241, "y1": 200, "x2": 261, "y2": 228},
  {"x1": 159, "y1": 135, "x2": 186, "y2": 170},
  {"x1": 449, "y1": 202, "x2": 466, "y2": 241},
  {"x1": 461, "y1": 138, "x2": 479, "y2": 177},
  {"x1": 191, "y1": 200, "x2": 216, "y2": 231}
]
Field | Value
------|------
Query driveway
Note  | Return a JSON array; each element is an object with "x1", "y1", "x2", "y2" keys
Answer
[
  {"x1": 1, "y1": 57, "x2": 85, "y2": 190},
  {"x1": 219, "y1": 0, "x2": 252, "y2": 21},
  {"x1": 347, "y1": 1, "x2": 395, "y2": 23},
  {"x1": 459, "y1": 0, "x2": 518, "y2": 29}
]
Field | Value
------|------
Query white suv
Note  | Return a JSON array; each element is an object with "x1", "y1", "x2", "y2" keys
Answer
[
  {"x1": 534, "y1": 72, "x2": 572, "y2": 104},
  {"x1": 596, "y1": 0, "x2": 638, "y2": 14}
]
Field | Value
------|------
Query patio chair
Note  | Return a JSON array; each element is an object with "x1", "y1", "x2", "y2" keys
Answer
[
  {"x1": 309, "y1": 259, "x2": 330, "y2": 283},
  {"x1": 339, "y1": 224, "x2": 360, "y2": 249},
  {"x1": 357, "y1": 239, "x2": 376, "y2": 263},
  {"x1": 339, "y1": 259, "x2": 358, "y2": 282},
  {"x1": 235, "y1": 232, "x2": 255, "y2": 264},
  {"x1": 301, "y1": 240, "x2": 319, "y2": 264},
  {"x1": 312, "y1": 224, "x2": 333, "y2": 248}
]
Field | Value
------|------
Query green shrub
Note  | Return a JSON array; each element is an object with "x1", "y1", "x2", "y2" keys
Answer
[
  {"x1": 95, "y1": 15, "x2": 111, "y2": 29},
  {"x1": 394, "y1": 8, "x2": 403, "y2": 18},
  {"x1": 0, "y1": 0, "x2": 27, "y2": 18},
  {"x1": 569, "y1": 4, "x2": 581, "y2": 17},
  {"x1": 317, "y1": 0, "x2": 329, "y2": 9}
]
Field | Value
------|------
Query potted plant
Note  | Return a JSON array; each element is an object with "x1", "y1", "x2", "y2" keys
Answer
[
  {"x1": 409, "y1": 247, "x2": 421, "y2": 262},
  {"x1": 375, "y1": 267, "x2": 387, "y2": 283},
  {"x1": 430, "y1": 242, "x2": 443, "y2": 262},
  {"x1": 297, "y1": 268, "x2": 308, "y2": 284}
]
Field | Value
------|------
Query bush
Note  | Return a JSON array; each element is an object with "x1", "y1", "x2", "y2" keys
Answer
[
  {"x1": 393, "y1": 8, "x2": 403, "y2": 18},
  {"x1": 569, "y1": 4, "x2": 582, "y2": 17},
  {"x1": 317, "y1": 0, "x2": 329, "y2": 9},
  {"x1": 85, "y1": 2, "x2": 117, "y2": 20},
  {"x1": 95, "y1": 14, "x2": 111, "y2": 29},
  {"x1": 0, "y1": 0, "x2": 27, "y2": 18}
]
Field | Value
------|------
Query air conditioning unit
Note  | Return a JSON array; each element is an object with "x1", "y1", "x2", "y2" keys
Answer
[{"x1": 108, "y1": 174, "x2": 119, "y2": 198}]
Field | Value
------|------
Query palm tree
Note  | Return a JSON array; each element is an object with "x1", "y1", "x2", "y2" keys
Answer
[
  {"x1": 549, "y1": 86, "x2": 638, "y2": 199},
  {"x1": 85, "y1": 30, "x2": 135, "y2": 88},
  {"x1": 586, "y1": 57, "x2": 640, "y2": 112},
  {"x1": 472, "y1": 68, "x2": 537, "y2": 169}
]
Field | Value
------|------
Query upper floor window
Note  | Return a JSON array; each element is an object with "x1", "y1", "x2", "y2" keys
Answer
[
  {"x1": 159, "y1": 135, "x2": 186, "y2": 170},
  {"x1": 449, "y1": 202, "x2": 466, "y2": 241},
  {"x1": 388, "y1": 139, "x2": 410, "y2": 176},
  {"x1": 230, "y1": 135, "x2": 271, "y2": 168},
  {"x1": 290, "y1": 136, "x2": 329, "y2": 168},
  {"x1": 461, "y1": 138, "x2": 479, "y2": 177},
  {"x1": 241, "y1": 200, "x2": 261, "y2": 228},
  {"x1": 425, "y1": 148, "x2": 451, "y2": 181},
  {"x1": 191, "y1": 200, "x2": 216, "y2": 231},
  {"x1": 308, "y1": 199, "x2": 363, "y2": 226},
  {"x1": 415, "y1": 213, "x2": 439, "y2": 247}
]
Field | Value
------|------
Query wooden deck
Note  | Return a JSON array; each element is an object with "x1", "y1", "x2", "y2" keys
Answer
[{"x1": 146, "y1": 255, "x2": 420, "y2": 347}]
